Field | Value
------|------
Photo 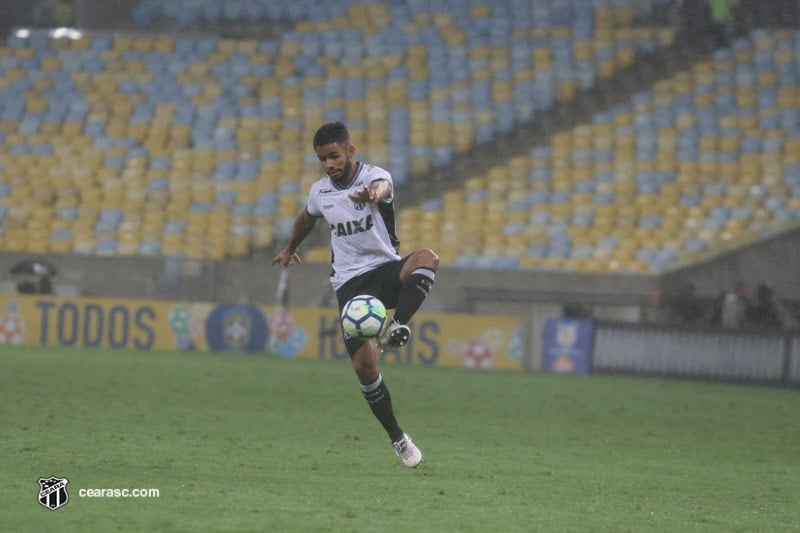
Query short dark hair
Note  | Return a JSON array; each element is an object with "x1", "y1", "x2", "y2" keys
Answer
[{"x1": 313, "y1": 122, "x2": 350, "y2": 149}]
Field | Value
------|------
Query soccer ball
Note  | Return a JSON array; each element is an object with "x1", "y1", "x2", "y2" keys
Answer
[{"x1": 341, "y1": 295, "x2": 387, "y2": 339}]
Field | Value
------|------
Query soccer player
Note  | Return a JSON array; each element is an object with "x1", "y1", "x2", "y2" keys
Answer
[{"x1": 271, "y1": 122, "x2": 439, "y2": 468}]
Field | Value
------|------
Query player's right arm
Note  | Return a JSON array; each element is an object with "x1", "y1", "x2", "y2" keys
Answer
[{"x1": 271, "y1": 208, "x2": 319, "y2": 267}]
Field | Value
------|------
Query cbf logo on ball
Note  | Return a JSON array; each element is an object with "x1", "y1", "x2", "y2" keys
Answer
[{"x1": 205, "y1": 304, "x2": 268, "y2": 352}]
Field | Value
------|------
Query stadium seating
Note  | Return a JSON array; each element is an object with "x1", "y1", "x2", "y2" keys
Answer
[
  {"x1": 413, "y1": 28, "x2": 800, "y2": 273},
  {"x1": 0, "y1": 0, "x2": 671, "y2": 259}
]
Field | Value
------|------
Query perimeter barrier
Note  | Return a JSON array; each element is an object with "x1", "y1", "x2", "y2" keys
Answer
[{"x1": 590, "y1": 321, "x2": 800, "y2": 386}]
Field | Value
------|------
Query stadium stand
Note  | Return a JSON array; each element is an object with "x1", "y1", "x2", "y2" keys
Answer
[
  {"x1": 0, "y1": 0, "x2": 672, "y2": 262},
  {"x1": 398, "y1": 27, "x2": 800, "y2": 273}
]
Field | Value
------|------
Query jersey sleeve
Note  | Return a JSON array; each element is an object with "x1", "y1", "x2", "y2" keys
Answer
[{"x1": 305, "y1": 185, "x2": 323, "y2": 217}]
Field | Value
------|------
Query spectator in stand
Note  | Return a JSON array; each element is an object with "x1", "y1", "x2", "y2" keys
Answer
[
  {"x1": 708, "y1": 0, "x2": 738, "y2": 45},
  {"x1": 38, "y1": 276, "x2": 53, "y2": 295},
  {"x1": 673, "y1": 0, "x2": 728, "y2": 50},
  {"x1": 670, "y1": 281, "x2": 707, "y2": 324},
  {"x1": 748, "y1": 282, "x2": 797, "y2": 330},
  {"x1": 720, "y1": 280, "x2": 750, "y2": 328}
]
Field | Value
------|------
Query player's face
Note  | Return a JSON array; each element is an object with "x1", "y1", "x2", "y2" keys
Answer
[{"x1": 316, "y1": 141, "x2": 356, "y2": 186}]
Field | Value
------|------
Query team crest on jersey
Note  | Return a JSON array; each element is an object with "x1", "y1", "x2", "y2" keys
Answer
[{"x1": 353, "y1": 201, "x2": 366, "y2": 210}]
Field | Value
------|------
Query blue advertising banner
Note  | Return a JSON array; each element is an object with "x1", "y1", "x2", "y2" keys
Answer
[{"x1": 541, "y1": 318, "x2": 594, "y2": 374}]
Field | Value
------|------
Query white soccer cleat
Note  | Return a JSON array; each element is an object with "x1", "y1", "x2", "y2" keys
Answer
[
  {"x1": 378, "y1": 320, "x2": 410, "y2": 351},
  {"x1": 393, "y1": 433, "x2": 423, "y2": 468}
]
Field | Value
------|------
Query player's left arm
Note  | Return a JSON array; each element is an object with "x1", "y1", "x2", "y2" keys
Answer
[{"x1": 348, "y1": 178, "x2": 392, "y2": 205}]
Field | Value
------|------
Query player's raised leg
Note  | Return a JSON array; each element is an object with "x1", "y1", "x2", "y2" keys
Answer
[{"x1": 380, "y1": 248, "x2": 439, "y2": 349}]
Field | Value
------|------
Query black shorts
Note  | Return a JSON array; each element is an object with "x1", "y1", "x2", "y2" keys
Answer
[{"x1": 335, "y1": 256, "x2": 409, "y2": 355}]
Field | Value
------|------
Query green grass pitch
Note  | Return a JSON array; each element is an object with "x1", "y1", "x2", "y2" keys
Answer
[{"x1": 3, "y1": 345, "x2": 799, "y2": 532}]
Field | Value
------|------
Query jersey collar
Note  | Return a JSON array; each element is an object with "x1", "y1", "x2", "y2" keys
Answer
[{"x1": 330, "y1": 161, "x2": 362, "y2": 191}]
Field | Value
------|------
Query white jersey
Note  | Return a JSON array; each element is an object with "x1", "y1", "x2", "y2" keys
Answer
[{"x1": 306, "y1": 162, "x2": 401, "y2": 290}]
